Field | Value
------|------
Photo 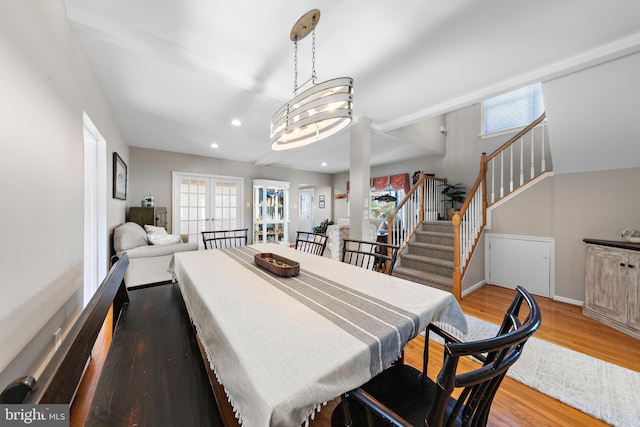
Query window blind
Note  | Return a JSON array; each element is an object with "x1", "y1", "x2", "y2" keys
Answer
[{"x1": 482, "y1": 83, "x2": 544, "y2": 134}]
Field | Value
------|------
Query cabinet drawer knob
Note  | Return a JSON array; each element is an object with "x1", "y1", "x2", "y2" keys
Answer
[
  {"x1": 629, "y1": 264, "x2": 636, "y2": 268},
  {"x1": 620, "y1": 263, "x2": 626, "y2": 267}
]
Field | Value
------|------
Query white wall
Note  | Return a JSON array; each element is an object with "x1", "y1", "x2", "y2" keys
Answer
[
  {"x1": 0, "y1": 0, "x2": 128, "y2": 387},
  {"x1": 545, "y1": 51, "x2": 640, "y2": 174}
]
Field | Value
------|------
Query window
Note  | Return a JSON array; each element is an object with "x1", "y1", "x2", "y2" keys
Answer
[
  {"x1": 370, "y1": 189, "x2": 404, "y2": 219},
  {"x1": 482, "y1": 83, "x2": 545, "y2": 135}
]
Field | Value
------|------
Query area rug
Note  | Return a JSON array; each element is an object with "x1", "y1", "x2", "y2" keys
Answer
[{"x1": 430, "y1": 316, "x2": 640, "y2": 427}]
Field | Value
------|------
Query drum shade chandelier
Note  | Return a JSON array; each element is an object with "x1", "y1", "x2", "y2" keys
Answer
[{"x1": 270, "y1": 9, "x2": 353, "y2": 150}]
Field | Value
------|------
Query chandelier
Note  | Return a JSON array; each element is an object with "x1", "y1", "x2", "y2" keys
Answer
[{"x1": 270, "y1": 9, "x2": 354, "y2": 150}]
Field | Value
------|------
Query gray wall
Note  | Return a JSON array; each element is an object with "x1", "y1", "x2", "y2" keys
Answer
[
  {"x1": 0, "y1": 0, "x2": 129, "y2": 386},
  {"x1": 464, "y1": 52, "x2": 640, "y2": 302},
  {"x1": 483, "y1": 168, "x2": 640, "y2": 302},
  {"x1": 128, "y1": 147, "x2": 334, "y2": 242}
]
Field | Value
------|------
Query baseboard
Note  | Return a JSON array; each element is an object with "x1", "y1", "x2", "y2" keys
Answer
[
  {"x1": 553, "y1": 295, "x2": 583, "y2": 306},
  {"x1": 462, "y1": 280, "x2": 486, "y2": 298},
  {"x1": 462, "y1": 282, "x2": 583, "y2": 307}
]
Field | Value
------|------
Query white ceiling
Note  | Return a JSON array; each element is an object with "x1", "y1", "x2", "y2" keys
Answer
[{"x1": 65, "y1": 0, "x2": 640, "y2": 173}]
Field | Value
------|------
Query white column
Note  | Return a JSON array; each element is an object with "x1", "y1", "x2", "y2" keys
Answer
[{"x1": 348, "y1": 117, "x2": 371, "y2": 241}]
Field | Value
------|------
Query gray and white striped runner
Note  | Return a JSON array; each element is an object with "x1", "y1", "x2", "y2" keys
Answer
[{"x1": 224, "y1": 246, "x2": 420, "y2": 374}]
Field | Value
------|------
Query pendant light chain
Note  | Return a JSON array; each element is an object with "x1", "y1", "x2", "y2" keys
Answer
[
  {"x1": 293, "y1": 38, "x2": 299, "y2": 94},
  {"x1": 311, "y1": 15, "x2": 317, "y2": 84}
]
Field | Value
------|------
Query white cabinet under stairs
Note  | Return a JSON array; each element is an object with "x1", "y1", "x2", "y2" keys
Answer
[{"x1": 485, "y1": 233, "x2": 553, "y2": 298}]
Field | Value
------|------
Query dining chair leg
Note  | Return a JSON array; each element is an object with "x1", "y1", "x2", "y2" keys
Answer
[{"x1": 340, "y1": 394, "x2": 353, "y2": 427}]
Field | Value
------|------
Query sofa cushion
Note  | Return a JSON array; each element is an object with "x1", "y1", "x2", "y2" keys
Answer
[
  {"x1": 114, "y1": 222, "x2": 148, "y2": 252},
  {"x1": 121, "y1": 242, "x2": 198, "y2": 259}
]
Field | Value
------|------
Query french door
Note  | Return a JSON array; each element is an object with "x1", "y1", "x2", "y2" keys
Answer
[{"x1": 172, "y1": 172, "x2": 244, "y2": 248}]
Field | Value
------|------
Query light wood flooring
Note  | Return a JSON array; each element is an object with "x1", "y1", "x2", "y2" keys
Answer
[{"x1": 71, "y1": 284, "x2": 640, "y2": 427}]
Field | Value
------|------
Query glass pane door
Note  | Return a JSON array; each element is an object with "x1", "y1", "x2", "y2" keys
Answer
[
  {"x1": 213, "y1": 180, "x2": 239, "y2": 231},
  {"x1": 178, "y1": 177, "x2": 209, "y2": 245},
  {"x1": 173, "y1": 173, "x2": 243, "y2": 248}
]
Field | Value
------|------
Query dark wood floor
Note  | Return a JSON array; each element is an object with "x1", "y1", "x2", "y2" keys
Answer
[{"x1": 72, "y1": 284, "x2": 640, "y2": 427}]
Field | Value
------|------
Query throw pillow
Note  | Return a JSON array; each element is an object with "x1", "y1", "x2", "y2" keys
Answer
[
  {"x1": 147, "y1": 233, "x2": 183, "y2": 245},
  {"x1": 144, "y1": 224, "x2": 167, "y2": 234}
]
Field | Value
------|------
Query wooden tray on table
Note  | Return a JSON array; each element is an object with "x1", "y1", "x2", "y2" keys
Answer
[{"x1": 254, "y1": 253, "x2": 300, "y2": 277}]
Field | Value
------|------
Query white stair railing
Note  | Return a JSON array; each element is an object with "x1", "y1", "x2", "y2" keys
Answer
[
  {"x1": 486, "y1": 118, "x2": 549, "y2": 205},
  {"x1": 459, "y1": 183, "x2": 484, "y2": 272},
  {"x1": 387, "y1": 174, "x2": 446, "y2": 256},
  {"x1": 452, "y1": 112, "x2": 547, "y2": 300}
]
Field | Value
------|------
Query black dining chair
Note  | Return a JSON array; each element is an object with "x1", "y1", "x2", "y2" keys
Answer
[
  {"x1": 295, "y1": 231, "x2": 328, "y2": 256},
  {"x1": 341, "y1": 238, "x2": 400, "y2": 275},
  {"x1": 331, "y1": 285, "x2": 541, "y2": 427},
  {"x1": 201, "y1": 228, "x2": 248, "y2": 249}
]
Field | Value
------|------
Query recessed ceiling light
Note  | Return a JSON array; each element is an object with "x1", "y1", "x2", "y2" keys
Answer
[
  {"x1": 321, "y1": 162, "x2": 327, "y2": 167},
  {"x1": 230, "y1": 119, "x2": 242, "y2": 127},
  {"x1": 210, "y1": 143, "x2": 219, "y2": 148}
]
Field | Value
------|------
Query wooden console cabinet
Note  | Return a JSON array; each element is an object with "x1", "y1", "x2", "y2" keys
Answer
[
  {"x1": 583, "y1": 239, "x2": 640, "y2": 339},
  {"x1": 128, "y1": 207, "x2": 167, "y2": 229}
]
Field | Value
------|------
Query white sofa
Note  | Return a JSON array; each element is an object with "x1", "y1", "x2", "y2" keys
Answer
[{"x1": 113, "y1": 222, "x2": 198, "y2": 288}]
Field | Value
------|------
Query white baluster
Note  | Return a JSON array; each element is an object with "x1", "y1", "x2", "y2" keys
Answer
[
  {"x1": 500, "y1": 151, "x2": 504, "y2": 198},
  {"x1": 491, "y1": 159, "x2": 495, "y2": 203},
  {"x1": 541, "y1": 125, "x2": 546, "y2": 172},
  {"x1": 530, "y1": 130, "x2": 535, "y2": 179},
  {"x1": 519, "y1": 137, "x2": 524, "y2": 186},
  {"x1": 509, "y1": 145, "x2": 514, "y2": 193}
]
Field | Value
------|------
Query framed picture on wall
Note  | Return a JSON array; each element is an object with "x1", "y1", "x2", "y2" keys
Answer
[
  {"x1": 319, "y1": 195, "x2": 325, "y2": 208},
  {"x1": 113, "y1": 152, "x2": 127, "y2": 200}
]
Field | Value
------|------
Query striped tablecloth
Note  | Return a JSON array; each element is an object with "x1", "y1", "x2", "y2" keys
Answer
[{"x1": 171, "y1": 243, "x2": 467, "y2": 427}]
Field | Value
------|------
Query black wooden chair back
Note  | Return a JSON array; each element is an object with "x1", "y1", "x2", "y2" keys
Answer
[
  {"x1": 201, "y1": 229, "x2": 248, "y2": 249},
  {"x1": 295, "y1": 231, "x2": 328, "y2": 256},
  {"x1": 341, "y1": 238, "x2": 400, "y2": 275},
  {"x1": 332, "y1": 286, "x2": 541, "y2": 427}
]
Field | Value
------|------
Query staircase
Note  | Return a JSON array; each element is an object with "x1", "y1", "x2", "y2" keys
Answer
[
  {"x1": 386, "y1": 113, "x2": 548, "y2": 300},
  {"x1": 392, "y1": 221, "x2": 454, "y2": 292}
]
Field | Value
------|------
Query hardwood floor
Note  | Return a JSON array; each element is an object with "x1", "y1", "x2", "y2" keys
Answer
[
  {"x1": 71, "y1": 285, "x2": 639, "y2": 426},
  {"x1": 309, "y1": 285, "x2": 640, "y2": 427}
]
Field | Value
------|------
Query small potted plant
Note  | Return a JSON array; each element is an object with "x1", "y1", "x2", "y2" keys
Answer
[
  {"x1": 441, "y1": 183, "x2": 467, "y2": 219},
  {"x1": 313, "y1": 219, "x2": 334, "y2": 234}
]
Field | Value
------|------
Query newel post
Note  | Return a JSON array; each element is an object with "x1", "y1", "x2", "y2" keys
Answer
[{"x1": 452, "y1": 212, "x2": 462, "y2": 301}]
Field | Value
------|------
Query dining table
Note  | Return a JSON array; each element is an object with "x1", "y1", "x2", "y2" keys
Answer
[{"x1": 170, "y1": 243, "x2": 468, "y2": 427}]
